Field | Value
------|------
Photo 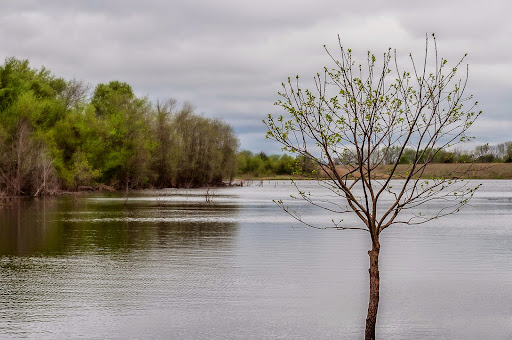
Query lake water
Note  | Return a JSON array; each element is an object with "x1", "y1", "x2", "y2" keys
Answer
[{"x1": 0, "y1": 180, "x2": 511, "y2": 339}]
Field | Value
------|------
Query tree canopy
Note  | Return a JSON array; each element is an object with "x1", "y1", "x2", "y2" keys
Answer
[{"x1": 0, "y1": 58, "x2": 239, "y2": 196}]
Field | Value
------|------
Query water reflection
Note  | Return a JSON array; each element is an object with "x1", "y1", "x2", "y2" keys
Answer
[
  {"x1": 0, "y1": 193, "x2": 240, "y2": 256},
  {"x1": 1, "y1": 182, "x2": 512, "y2": 339}
]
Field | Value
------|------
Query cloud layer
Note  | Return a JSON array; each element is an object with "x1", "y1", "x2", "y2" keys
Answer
[{"x1": 1, "y1": 1, "x2": 510, "y2": 152}]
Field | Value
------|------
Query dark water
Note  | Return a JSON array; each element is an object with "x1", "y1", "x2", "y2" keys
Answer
[{"x1": 0, "y1": 180, "x2": 511, "y2": 339}]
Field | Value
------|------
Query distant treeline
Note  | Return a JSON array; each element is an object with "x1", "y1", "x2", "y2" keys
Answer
[
  {"x1": 0, "y1": 58, "x2": 238, "y2": 196},
  {"x1": 334, "y1": 144, "x2": 512, "y2": 165},
  {"x1": 236, "y1": 151, "x2": 316, "y2": 177},
  {"x1": 236, "y1": 143, "x2": 512, "y2": 178}
]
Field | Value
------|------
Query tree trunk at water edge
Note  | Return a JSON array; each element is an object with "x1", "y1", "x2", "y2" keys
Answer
[{"x1": 365, "y1": 246, "x2": 380, "y2": 340}]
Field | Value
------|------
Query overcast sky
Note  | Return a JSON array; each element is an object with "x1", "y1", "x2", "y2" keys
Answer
[{"x1": 1, "y1": 1, "x2": 510, "y2": 153}]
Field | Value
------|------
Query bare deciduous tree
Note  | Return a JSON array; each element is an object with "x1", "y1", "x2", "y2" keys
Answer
[
  {"x1": 58, "y1": 79, "x2": 90, "y2": 110},
  {"x1": 265, "y1": 34, "x2": 481, "y2": 339},
  {"x1": 153, "y1": 98, "x2": 178, "y2": 187}
]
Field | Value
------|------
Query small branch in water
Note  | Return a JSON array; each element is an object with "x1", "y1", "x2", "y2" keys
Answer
[{"x1": 205, "y1": 187, "x2": 215, "y2": 203}]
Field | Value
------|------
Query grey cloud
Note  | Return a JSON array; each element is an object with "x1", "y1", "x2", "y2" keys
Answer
[{"x1": 1, "y1": 0, "x2": 511, "y2": 152}]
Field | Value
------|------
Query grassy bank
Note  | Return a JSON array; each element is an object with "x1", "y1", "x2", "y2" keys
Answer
[
  {"x1": 237, "y1": 163, "x2": 512, "y2": 181},
  {"x1": 347, "y1": 163, "x2": 512, "y2": 180}
]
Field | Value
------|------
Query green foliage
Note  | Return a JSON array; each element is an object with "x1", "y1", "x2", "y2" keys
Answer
[
  {"x1": 398, "y1": 149, "x2": 416, "y2": 164},
  {"x1": 0, "y1": 57, "x2": 239, "y2": 195},
  {"x1": 70, "y1": 151, "x2": 101, "y2": 188},
  {"x1": 91, "y1": 81, "x2": 134, "y2": 117},
  {"x1": 236, "y1": 151, "x2": 313, "y2": 177},
  {"x1": 0, "y1": 57, "x2": 66, "y2": 195},
  {"x1": 171, "y1": 109, "x2": 239, "y2": 187},
  {"x1": 392, "y1": 143, "x2": 512, "y2": 165}
]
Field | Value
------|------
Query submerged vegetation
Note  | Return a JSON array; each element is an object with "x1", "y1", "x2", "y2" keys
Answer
[{"x1": 0, "y1": 57, "x2": 238, "y2": 196}]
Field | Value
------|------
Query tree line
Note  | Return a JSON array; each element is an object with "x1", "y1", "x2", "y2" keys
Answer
[
  {"x1": 235, "y1": 141, "x2": 512, "y2": 178},
  {"x1": 334, "y1": 143, "x2": 512, "y2": 165},
  {"x1": 0, "y1": 58, "x2": 238, "y2": 196},
  {"x1": 236, "y1": 151, "x2": 316, "y2": 177}
]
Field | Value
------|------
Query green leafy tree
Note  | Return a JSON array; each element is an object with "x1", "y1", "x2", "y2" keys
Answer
[
  {"x1": 91, "y1": 80, "x2": 134, "y2": 117},
  {"x1": 89, "y1": 81, "x2": 154, "y2": 189},
  {"x1": 0, "y1": 58, "x2": 65, "y2": 195}
]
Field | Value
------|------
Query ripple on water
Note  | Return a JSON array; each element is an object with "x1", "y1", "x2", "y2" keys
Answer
[{"x1": 0, "y1": 180, "x2": 511, "y2": 339}]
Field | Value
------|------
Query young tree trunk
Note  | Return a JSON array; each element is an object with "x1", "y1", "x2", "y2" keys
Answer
[{"x1": 365, "y1": 246, "x2": 380, "y2": 340}]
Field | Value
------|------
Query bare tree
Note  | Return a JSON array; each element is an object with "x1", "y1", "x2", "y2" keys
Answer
[
  {"x1": 58, "y1": 79, "x2": 90, "y2": 110},
  {"x1": 0, "y1": 119, "x2": 59, "y2": 197},
  {"x1": 32, "y1": 146, "x2": 58, "y2": 196},
  {"x1": 153, "y1": 98, "x2": 178, "y2": 187},
  {"x1": 265, "y1": 34, "x2": 481, "y2": 339}
]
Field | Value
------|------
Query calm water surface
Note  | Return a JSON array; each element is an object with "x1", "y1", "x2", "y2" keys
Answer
[{"x1": 0, "y1": 180, "x2": 511, "y2": 339}]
